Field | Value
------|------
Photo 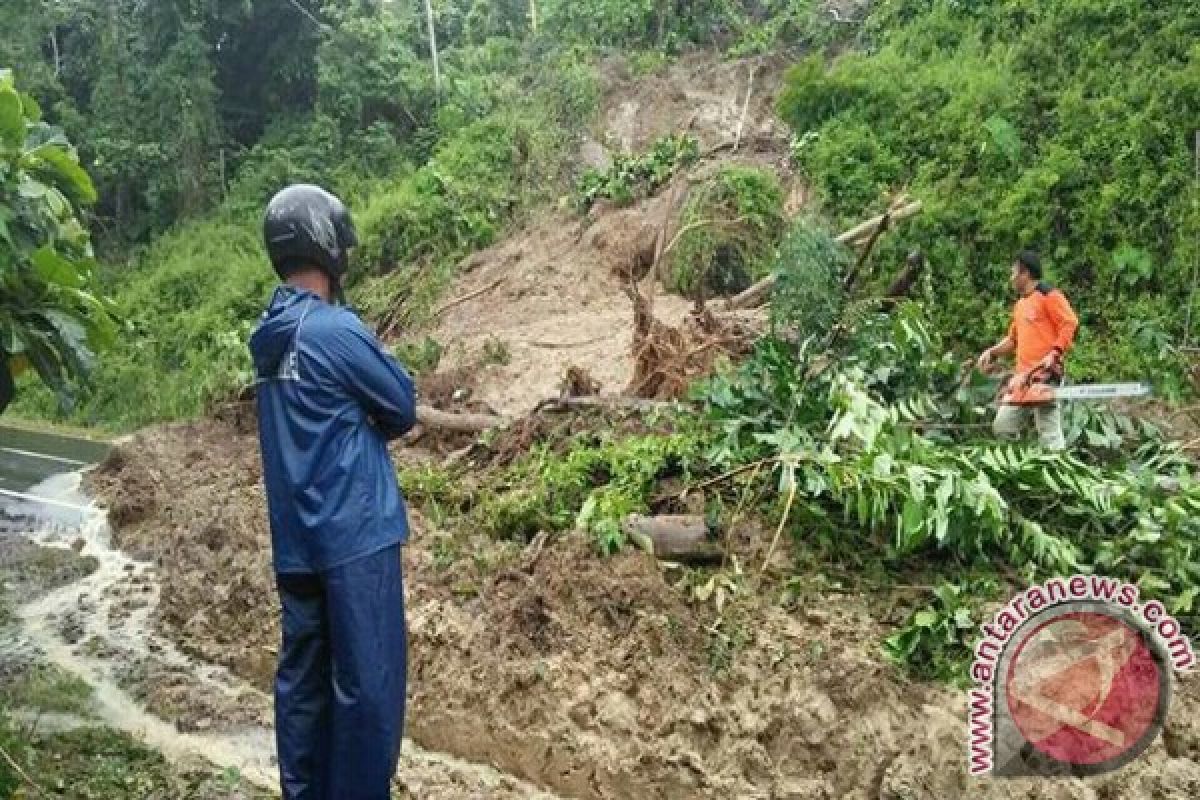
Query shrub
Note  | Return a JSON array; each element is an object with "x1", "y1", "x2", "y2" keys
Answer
[
  {"x1": 575, "y1": 133, "x2": 699, "y2": 210},
  {"x1": 668, "y1": 166, "x2": 786, "y2": 295}
]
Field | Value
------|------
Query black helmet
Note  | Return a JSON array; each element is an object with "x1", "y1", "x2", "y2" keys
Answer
[{"x1": 263, "y1": 184, "x2": 358, "y2": 280}]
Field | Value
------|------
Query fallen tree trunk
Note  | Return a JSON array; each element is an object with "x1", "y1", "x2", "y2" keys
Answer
[
  {"x1": 621, "y1": 513, "x2": 724, "y2": 563},
  {"x1": 876, "y1": 249, "x2": 929, "y2": 311},
  {"x1": 835, "y1": 200, "x2": 922, "y2": 246},
  {"x1": 724, "y1": 271, "x2": 775, "y2": 310},
  {"x1": 414, "y1": 395, "x2": 672, "y2": 439},
  {"x1": 840, "y1": 204, "x2": 897, "y2": 293},
  {"x1": 432, "y1": 277, "x2": 505, "y2": 318},
  {"x1": 532, "y1": 395, "x2": 676, "y2": 415},
  {"x1": 728, "y1": 200, "x2": 923, "y2": 310},
  {"x1": 416, "y1": 405, "x2": 506, "y2": 433}
]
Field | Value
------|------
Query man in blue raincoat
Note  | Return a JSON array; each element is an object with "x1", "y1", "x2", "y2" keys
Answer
[{"x1": 250, "y1": 184, "x2": 416, "y2": 799}]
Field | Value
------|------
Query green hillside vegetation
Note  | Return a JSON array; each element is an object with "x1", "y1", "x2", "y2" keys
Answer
[
  {"x1": 3, "y1": 0, "x2": 831, "y2": 428},
  {"x1": 780, "y1": 0, "x2": 1200, "y2": 393},
  {"x1": 7, "y1": 1, "x2": 1194, "y2": 428}
]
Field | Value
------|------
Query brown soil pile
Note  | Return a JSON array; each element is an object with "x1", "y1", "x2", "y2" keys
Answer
[
  {"x1": 88, "y1": 420, "x2": 279, "y2": 689},
  {"x1": 428, "y1": 204, "x2": 698, "y2": 416},
  {"x1": 594, "y1": 52, "x2": 791, "y2": 157},
  {"x1": 88, "y1": 418, "x2": 1200, "y2": 799},
  {"x1": 424, "y1": 54, "x2": 791, "y2": 417}
]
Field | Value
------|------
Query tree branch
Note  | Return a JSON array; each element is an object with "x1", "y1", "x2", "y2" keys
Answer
[
  {"x1": 727, "y1": 199, "x2": 923, "y2": 310},
  {"x1": 432, "y1": 277, "x2": 505, "y2": 318}
]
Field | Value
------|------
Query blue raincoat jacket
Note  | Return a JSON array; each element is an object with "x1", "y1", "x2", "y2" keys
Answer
[{"x1": 250, "y1": 286, "x2": 416, "y2": 575}]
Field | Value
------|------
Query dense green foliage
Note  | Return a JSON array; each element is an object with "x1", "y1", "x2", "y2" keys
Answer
[
  {"x1": 0, "y1": 69, "x2": 112, "y2": 414},
  {"x1": 0, "y1": 0, "x2": 322, "y2": 242},
  {"x1": 15, "y1": 215, "x2": 274, "y2": 427},
  {"x1": 669, "y1": 165, "x2": 786, "y2": 294},
  {"x1": 576, "y1": 133, "x2": 699, "y2": 209},
  {"x1": 541, "y1": 0, "x2": 840, "y2": 55},
  {"x1": 0, "y1": 0, "x2": 831, "y2": 250},
  {"x1": 779, "y1": 0, "x2": 1200, "y2": 393},
  {"x1": 403, "y1": 427, "x2": 706, "y2": 554}
]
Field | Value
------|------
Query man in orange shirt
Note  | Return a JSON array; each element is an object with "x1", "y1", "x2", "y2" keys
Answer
[{"x1": 976, "y1": 251, "x2": 1079, "y2": 450}]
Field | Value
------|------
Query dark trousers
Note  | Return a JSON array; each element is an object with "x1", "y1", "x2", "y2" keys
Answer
[{"x1": 274, "y1": 544, "x2": 407, "y2": 800}]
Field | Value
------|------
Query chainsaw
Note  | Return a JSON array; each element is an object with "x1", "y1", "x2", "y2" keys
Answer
[{"x1": 1000, "y1": 363, "x2": 1152, "y2": 407}]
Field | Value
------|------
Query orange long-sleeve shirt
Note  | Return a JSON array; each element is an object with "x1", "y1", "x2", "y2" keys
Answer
[{"x1": 1007, "y1": 283, "x2": 1079, "y2": 373}]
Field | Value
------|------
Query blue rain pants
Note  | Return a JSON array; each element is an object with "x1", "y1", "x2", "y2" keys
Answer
[{"x1": 274, "y1": 543, "x2": 407, "y2": 800}]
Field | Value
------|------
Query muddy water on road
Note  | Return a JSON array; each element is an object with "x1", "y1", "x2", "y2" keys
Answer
[
  {"x1": 12, "y1": 470, "x2": 279, "y2": 785},
  {"x1": 1, "y1": 429, "x2": 567, "y2": 798}
]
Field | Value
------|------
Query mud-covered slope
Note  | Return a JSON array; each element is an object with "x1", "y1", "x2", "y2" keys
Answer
[
  {"x1": 424, "y1": 53, "x2": 792, "y2": 416},
  {"x1": 88, "y1": 418, "x2": 1200, "y2": 799}
]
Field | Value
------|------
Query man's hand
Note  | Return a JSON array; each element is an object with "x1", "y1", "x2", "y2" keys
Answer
[
  {"x1": 976, "y1": 348, "x2": 996, "y2": 373},
  {"x1": 1036, "y1": 349, "x2": 1063, "y2": 374}
]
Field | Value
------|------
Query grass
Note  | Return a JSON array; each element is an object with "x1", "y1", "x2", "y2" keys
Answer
[
  {"x1": 481, "y1": 338, "x2": 512, "y2": 367},
  {"x1": 0, "y1": 664, "x2": 94, "y2": 717},
  {"x1": 0, "y1": 721, "x2": 269, "y2": 799},
  {"x1": 0, "y1": 415, "x2": 115, "y2": 442},
  {"x1": 0, "y1": 578, "x2": 268, "y2": 799},
  {"x1": 4, "y1": 549, "x2": 99, "y2": 597}
]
